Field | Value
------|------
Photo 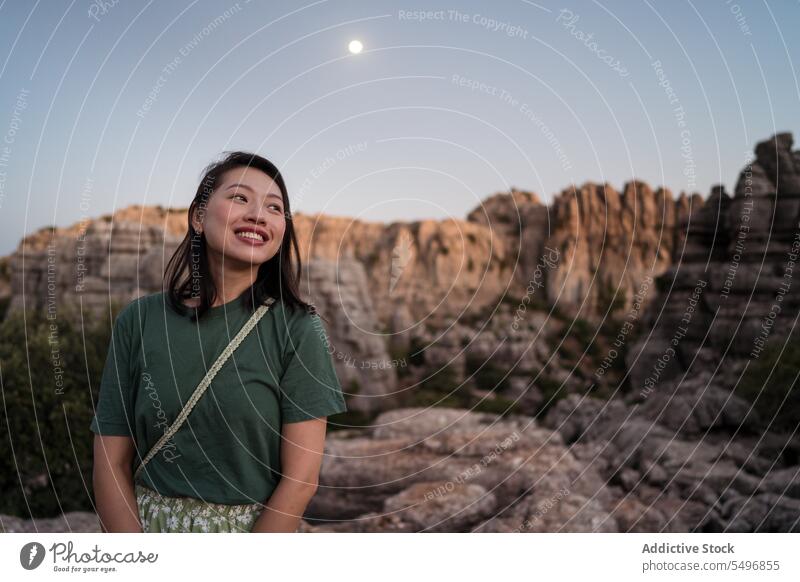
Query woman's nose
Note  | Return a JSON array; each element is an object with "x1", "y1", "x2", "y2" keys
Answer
[{"x1": 243, "y1": 204, "x2": 267, "y2": 224}]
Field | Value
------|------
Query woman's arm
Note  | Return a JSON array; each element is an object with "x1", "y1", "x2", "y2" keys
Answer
[
  {"x1": 251, "y1": 417, "x2": 328, "y2": 533},
  {"x1": 93, "y1": 435, "x2": 143, "y2": 533}
]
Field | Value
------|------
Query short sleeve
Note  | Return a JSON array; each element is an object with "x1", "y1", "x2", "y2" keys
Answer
[
  {"x1": 279, "y1": 310, "x2": 347, "y2": 423},
  {"x1": 89, "y1": 302, "x2": 137, "y2": 436}
]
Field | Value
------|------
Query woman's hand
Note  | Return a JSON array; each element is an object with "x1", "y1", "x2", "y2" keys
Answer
[
  {"x1": 250, "y1": 417, "x2": 328, "y2": 533},
  {"x1": 93, "y1": 435, "x2": 144, "y2": 533}
]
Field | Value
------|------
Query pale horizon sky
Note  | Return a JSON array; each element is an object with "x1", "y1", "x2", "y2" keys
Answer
[{"x1": 1, "y1": 0, "x2": 798, "y2": 255}]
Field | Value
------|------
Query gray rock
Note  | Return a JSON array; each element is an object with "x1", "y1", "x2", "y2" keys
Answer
[{"x1": 0, "y1": 512, "x2": 101, "y2": 533}]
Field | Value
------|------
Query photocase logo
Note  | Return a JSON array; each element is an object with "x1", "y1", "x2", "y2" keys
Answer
[{"x1": 19, "y1": 542, "x2": 46, "y2": 570}]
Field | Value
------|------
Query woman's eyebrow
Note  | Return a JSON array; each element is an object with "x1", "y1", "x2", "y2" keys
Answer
[{"x1": 226, "y1": 182, "x2": 282, "y2": 201}]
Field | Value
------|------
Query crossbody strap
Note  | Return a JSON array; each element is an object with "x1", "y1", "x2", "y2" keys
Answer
[{"x1": 134, "y1": 296, "x2": 276, "y2": 481}]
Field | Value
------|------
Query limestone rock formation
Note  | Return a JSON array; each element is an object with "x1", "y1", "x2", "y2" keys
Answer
[
  {"x1": 4, "y1": 209, "x2": 399, "y2": 410},
  {"x1": 294, "y1": 213, "x2": 514, "y2": 330},
  {"x1": 465, "y1": 182, "x2": 699, "y2": 320},
  {"x1": 543, "y1": 386, "x2": 800, "y2": 532},
  {"x1": 299, "y1": 257, "x2": 398, "y2": 413},
  {"x1": 627, "y1": 133, "x2": 800, "y2": 392},
  {"x1": 0, "y1": 512, "x2": 102, "y2": 533},
  {"x1": 6, "y1": 398, "x2": 796, "y2": 532},
  {"x1": 305, "y1": 407, "x2": 706, "y2": 532},
  {"x1": 546, "y1": 181, "x2": 696, "y2": 314},
  {"x1": 5, "y1": 176, "x2": 698, "y2": 334}
]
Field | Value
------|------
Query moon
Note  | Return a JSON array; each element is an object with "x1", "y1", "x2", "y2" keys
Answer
[{"x1": 348, "y1": 40, "x2": 363, "y2": 54}]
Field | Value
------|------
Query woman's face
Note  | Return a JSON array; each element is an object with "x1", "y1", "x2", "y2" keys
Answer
[{"x1": 192, "y1": 166, "x2": 286, "y2": 268}]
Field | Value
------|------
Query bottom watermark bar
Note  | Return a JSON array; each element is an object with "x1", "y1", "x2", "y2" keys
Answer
[{"x1": 0, "y1": 533, "x2": 797, "y2": 580}]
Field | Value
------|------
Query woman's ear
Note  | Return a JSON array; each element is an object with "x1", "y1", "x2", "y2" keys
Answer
[{"x1": 190, "y1": 206, "x2": 204, "y2": 233}]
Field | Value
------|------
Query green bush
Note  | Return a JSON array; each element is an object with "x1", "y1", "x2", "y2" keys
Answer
[
  {"x1": 735, "y1": 336, "x2": 800, "y2": 434},
  {"x1": 407, "y1": 336, "x2": 427, "y2": 367},
  {"x1": 387, "y1": 344, "x2": 413, "y2": 379},
  {"x1": 465, "y1": 353, "x2": 510, "y2": 393},
  {"x1": 532, "y1": 370, "x2": 565, "y2": 418},
  {"x1": 596, "y1": 278, "x2": 626, "y2": 316},
  {"x1": 327, "y1": 408, "x2": 374, "y2": 432},
  {"x1": 408, "y1": 365, "x2": 469, "y2": 408},
  {"x1": 571, "y1": 318, "x2": 595, "y2": 350},
  {"x1": 472, "y1": 394, "x2": 520, "y2": 417},
  {"x1": 407, "y1": 359, "x2": 523, "y2": 417},
  {"x1": 0, "y1": 296, "x2": 10, "y2": 321},
  {"x1": 0, "y1": 300, "x2": 124, "y2": 517}
]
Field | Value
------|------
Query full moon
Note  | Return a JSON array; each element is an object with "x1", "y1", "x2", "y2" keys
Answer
[{"x1": 348, "y1": 40, "x2": 363, "y2": 54}]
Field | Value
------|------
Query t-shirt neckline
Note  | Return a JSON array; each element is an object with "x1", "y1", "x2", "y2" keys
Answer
[
  {"x1": 202, "y1": 296, "x2": 247, "y2": 319},
  {"x1": 173, "y1": 293, "x2": 248, "y2": 320}
]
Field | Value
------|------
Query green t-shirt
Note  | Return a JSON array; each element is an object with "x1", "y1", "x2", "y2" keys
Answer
[{"x1": 89, "y1": 291, "x2": 347, "y2": 505}]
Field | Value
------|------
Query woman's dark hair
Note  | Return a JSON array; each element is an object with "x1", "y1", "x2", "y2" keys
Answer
[{"x1": 164, "y1": 151, "x2": 323, "y2": 323}]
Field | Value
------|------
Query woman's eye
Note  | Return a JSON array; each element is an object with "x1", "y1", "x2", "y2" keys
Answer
[
  {"x1": 268, "y1": 203, "x2": 283, "y2": 212},
  {"x1": 232, "y1": 193, "x2": 246, "y2": 202}
]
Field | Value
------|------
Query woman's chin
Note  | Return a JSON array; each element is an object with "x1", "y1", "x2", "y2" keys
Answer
[
  {"x1": 233, "y1": 252, "x2": 270, "y2": 266},
  {"x1": 214, "y1": 248, "x2": 271, "y2": 267},
  {"x1": 207, "y1": 240, "x2": 275, "y2": 266}
]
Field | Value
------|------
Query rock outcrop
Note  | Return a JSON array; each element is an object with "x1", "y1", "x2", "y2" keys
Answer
[
  {"x1": 6, "y1": 178, "x2": 702, "y2": 333},
  {"x1": 4, "y1": 174, "x2": 698, "y2": 413},
  {"x1": 627, "y1": 133, "x2": 800, "y2": 392},
  {"x1": 543, "y1": 378, "x2": 800, "y2": 532},
  {"x1": 3, "y1": 134, "x2": 799, "y2": 532},
  {"x1": 4, "y1": 210, "x2": 400, "y2": 412},
  {"x1": 465, "y1": 184, "x2": 699, "y2": 319},
  {"x1": 5, "y1": 399, "x2": 797, "y2": 532},
  {"x1": 0, "y1": 512, "x2": 102, "y2": 533},
  {"x1": 307, "y1": 407, "x2": 698, "y2": 532}
]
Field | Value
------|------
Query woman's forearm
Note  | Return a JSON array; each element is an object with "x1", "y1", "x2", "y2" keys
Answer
[
  {"x1": 94, "y1": 464, "x2": 143, "y2": 533},
  {"x1": 250, "y1": 480, "x2": 317, "y2": 533}
]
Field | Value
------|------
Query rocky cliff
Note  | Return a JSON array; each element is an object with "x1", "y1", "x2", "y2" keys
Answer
[
  {"x1": 3, "y1": 134, "x2": 799, "y2": 532},
  {"x1": 627, "y1": 132, "x2": 800, "y2": 393},
  {"x1": 5, "y1": 175, "x2": 703, "y2": 330},
  {"x1": 6, "y1": 401, "x2": 796, "y2": 532},
  {"x1": 2, "y1": 174, "x2": 699, "y2": 413}
]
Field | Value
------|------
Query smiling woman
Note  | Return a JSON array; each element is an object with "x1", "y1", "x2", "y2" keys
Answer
[
  {"x1": 89, "y1": 151, "x2": 347, "y2": 533},
  {"x1": 169, "y1": 152, "x2": 299, "y2": 319}
]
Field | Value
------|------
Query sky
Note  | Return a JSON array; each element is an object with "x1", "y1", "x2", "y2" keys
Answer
[{"x1": 0, "y1": 0, "x2": 798, "y2": 256}]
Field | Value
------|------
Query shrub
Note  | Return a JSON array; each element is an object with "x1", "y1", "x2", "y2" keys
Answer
[
  {"x1": 596, "y1": 278, "x2": 626, "y2": 316},
  {"x1": 407, "y1": 336, "x2": 427, "y2": 367},
  {"x1": 347, "y1": 378, "x2": 362, "y2": 394},
  {"x1": 0, "y1": 296, "x2": 10, "y2": 321},
  {"x1": 472, "y1": 395, "x2": 520, "y2": 417},
  {"x1": 465, "y1": 353, "x2": 510, "y2": 393},
  {"x1": 327, "y1": 408, "x2": 374, "y2": 432},
  {"x1": 735, "y1": 335, "x2": 800, "y2": 434},
  {"x1": 409, "y1": 365, "x2": 469, "y2": 408},
  {"x1": 571, "y1": 318, "x2": 594, "y2": 347},
  {"x1": 533, "y1": 371, "x2": 565, "y2": 418},
  {"x1": 0, "y1": 300, "x2": 124, "y2": 517}
]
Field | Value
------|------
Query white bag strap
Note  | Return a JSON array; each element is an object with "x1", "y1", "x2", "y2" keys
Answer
[{"x1": 134, "y1": 296, "x2": 276, "y2": 481}]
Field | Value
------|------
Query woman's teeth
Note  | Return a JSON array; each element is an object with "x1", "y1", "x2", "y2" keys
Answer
[{"x1": 236, "y1": 231, "x2": 264, "y2": 242}]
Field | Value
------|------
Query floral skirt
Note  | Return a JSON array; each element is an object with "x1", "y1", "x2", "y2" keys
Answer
[{"x1": 135, "y1": 483, "x2": 264, "y2": 533}]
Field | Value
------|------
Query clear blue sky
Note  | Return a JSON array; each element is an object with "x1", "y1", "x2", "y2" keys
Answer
[{"x1": 0, "y1": 0, "x2": 798, "y2": 255}]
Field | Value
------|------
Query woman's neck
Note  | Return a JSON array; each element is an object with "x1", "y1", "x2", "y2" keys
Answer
[{"x1": 207, "y1": 256, "x2": 260, "y2": 308}]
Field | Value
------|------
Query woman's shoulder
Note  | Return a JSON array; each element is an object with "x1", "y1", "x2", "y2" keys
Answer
[
  {"x1": 134, "y1": 291, "x2": 168, "y2": 310},
  {"x1": 271, "y1": 299, "x2": 320, "y2": 321},
  {"x1": 116, "y1": 291, "x2": 169, "y2": 320},
  {"x1": 267, "y1": 301, "x2": 331, "y2": 363},
  {"x1": 266, "y1": 299, "x2": 324, "y2": 335}
]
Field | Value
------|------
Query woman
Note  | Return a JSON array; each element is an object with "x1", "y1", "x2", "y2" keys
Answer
[{"x1": 90, "y1": 152, "x2": 347, "y2": 533}]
